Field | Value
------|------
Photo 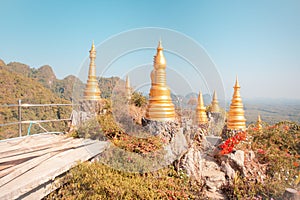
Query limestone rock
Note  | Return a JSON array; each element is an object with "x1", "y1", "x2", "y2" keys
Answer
[
  {"x1": 178, "y1": 144, "x2": 201, "y2": 180},
  {"x1": 220, "y1": 150, "x2": 245, "y2": 175},
  {"x1": 164, "y1": 127, "x2": 188, "y2": 165},
  {"x1": 246, "y1": 150, "x2": 255, "y2": 162},
  {"x1": 201, "y1": 156, "x2": 226, "y2": 193},
  {"x1": 283, "y1": 188, "x2": 300, "y2": 200},
  {"x1": 221, "y1": 161, "x2": 235, "y2": 180},
  {"x1": 228, "y1": 150, "x2": 244, "y2": 169},
  {"x1": 142, "y1": 119, "x2": 188, "y2": 167}
]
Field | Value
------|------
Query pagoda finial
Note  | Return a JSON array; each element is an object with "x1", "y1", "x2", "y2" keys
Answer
[
  {"x1": 125, "y1": 75, "x2": 131, "y2": 101},
  {"x1": 210, "y1": 90, "x2": 220, "y2": 113},
  {"x1": 196, "y1": 91, "x2": 208, "y2": 124},
  {"x1": 91, "y1": 40, "x2": 95, "y2": 52},
  {"x1": 126, "y1": 75, "x2": 130, "y2": 88},
  {"x1": 227, "y1": 76, "x2": 246, "y2": 130},
  {"x1": 83, "y1": 41, "x2": 101, "y2": 100},
  {"x1": 154, "y1": 40, "x2": 166, "y2": 70},
  {"x1": 158, "y1": 39, "x2": 162, "y2": 49},
  {"x1": 234, "y1": 75, "x2": 240, "y2": 88},
  {"x1": 198, "y1": 92, "x2": 204, "y2": 106}
]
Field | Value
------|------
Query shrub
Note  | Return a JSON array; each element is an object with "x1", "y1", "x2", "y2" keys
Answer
[{"x1": 130, "y1": 92, "x2": 147, "y2": 107}]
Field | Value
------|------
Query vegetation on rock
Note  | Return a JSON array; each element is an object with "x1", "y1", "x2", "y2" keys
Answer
[{"x1": 223, "y1": 121, "x2": 300, "y2": 199}]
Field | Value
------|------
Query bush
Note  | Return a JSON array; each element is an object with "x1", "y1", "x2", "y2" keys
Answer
[{"x1": 130, "y1": 92, "x2": 147, "y2": 107}]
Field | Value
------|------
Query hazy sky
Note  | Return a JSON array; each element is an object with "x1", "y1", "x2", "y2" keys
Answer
[{"x1": 1, "y1": 0, "x2": 300, "y2": 100}]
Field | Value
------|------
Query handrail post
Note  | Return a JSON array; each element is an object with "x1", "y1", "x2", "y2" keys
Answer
[{"x1": 18, "y1": 99, "x2": 22, "y2": 137}]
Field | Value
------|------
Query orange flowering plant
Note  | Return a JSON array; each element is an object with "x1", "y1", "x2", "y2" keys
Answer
[{"x1": 219, "y1": 131, "x2": 247, "y2": 155}]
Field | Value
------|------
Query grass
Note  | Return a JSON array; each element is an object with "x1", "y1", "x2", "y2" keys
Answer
[{"x1": 45, "y1": 162, "x2": 204, "y2": 200}]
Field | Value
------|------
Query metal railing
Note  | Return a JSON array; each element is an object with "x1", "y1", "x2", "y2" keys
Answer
[{"x1": 0, "y1": 100, "x2": 74, "y2": 137}]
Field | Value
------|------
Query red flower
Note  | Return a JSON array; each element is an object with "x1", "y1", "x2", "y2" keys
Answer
[{"x1": 257, "y1": 149, "x2": 265, "y2": 154}]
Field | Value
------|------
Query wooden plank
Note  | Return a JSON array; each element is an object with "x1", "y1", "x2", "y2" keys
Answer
[
  {"x1": 0, "y1": 135, "x2": 72, "y2": 157},
  {"x1": 0, "y1": 138, "x2": 89, "y2": 180},
  {"x1": 0, "y1": 152, "x2": 57, "y2": 186},
  {"x1": 0, "y1": 137, "x2": 86, "y2": 164},
  {"x1": 0, "y1": 134, "x2": 59, "y2": 150},
  {"x1": 0, "y1": 140, "x2": 108, "y2": 200}
]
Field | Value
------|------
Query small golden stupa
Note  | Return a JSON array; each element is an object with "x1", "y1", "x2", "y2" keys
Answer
[
  {"x1": 210, "y1": 91, "x2": 220, "y2": 113},
  {"x1": 227, "y1": 76, "x2": 246, "y2": 130},
  {"x1": 125, "y1": 75, "x2": 132, "y2": 101},
  {"x1": 145, "y1": 41, "x2": 175, "y2": 121},
  {"x1": 256, "y1": 115, "x2": 262, "y2": 130},
  {"x1": 83, "y1": 41, "x2": 101, "y2": 100},
  {"x1": 196, "y1": 92, "x2": 208, "y2": 124}
]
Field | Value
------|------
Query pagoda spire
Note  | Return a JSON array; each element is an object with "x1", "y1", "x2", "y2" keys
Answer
[
  {"x1": 146, "y1": 41, "x2": 175, "y2": 121},
  {"x1": 83, "y1": 41, "x2": 101, "y2": 100},
  {"x1": 125, "y1": 75, "x2": 131, "y2": 101},
  {"x1": 227, "y1": 76, "x2": 246, "y2": 130},
  {"x1": 256, "y1": 115, "x2": 262, "y2": 131},
  {"x1": 196, "y1": 92, "x2": 208, "y2": 124},
  {"x1": 210, "y1": 90, "x2": 220, "y2": 113}
]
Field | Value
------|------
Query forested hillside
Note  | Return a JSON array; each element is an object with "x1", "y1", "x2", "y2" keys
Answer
[
  {"x1": 0, "y1": 59, "x2": 124, "y2": 139},
  {"x1": 0, "y1": 62, "x2": 72, "y2": 139}
]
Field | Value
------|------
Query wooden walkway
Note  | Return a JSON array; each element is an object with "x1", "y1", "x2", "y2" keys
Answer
[{"x1": 0, "y1": 133, "x2": 108, "y2": 200}]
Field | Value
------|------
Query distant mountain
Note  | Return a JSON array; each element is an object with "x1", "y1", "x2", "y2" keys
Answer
[
  {"x1": 3, "y1": 61, "x2": 123, "y2": 102},
  {"x1": 98, "y1": 76, "x2": 121, "y2": 99},
  {"x1": 55, "y1": 75, "x2": 84, "y2": 101},
  {"x1": 0, "y1": 59, "x2": 5, "y2": 67},
  {"x1": 6, "y1": 62, "x2": 32, "y2": 77},
  {"x1": 171, "y1": 92, "x2": 211, "y2": 109},
  {"x1": 185, "y1": 92, "x2": 211, "y2": 105},
  {"x1": 34, "y1": 65, "x2": 57, "y2": 89},
  {"x1": 3, "y1": 61, "x2": 84, "y2": 101},
  {"x1": 0, "y1": 65, "x2": 69, "y2": 105}
]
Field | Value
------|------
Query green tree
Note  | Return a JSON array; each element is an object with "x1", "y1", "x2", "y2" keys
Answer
[{"x1": 130, "y1": 92, "x2": 147, "y2": 107}]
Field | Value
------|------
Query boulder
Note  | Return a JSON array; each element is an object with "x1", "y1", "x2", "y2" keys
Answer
[
  {"x1": 201, "y1": 156, "x2": 226, "y2": 193},
  {"x1": 283, "y1": 188, "x2": 299, "y2": 200},
  {"x1": 221, "y1": 161, "x2": 235, "y2": 180},
  {"x1": 220, "y1": 150, "x2": 245, "y2": 175},
  {"x1": 178, "y1": 144, "x2": 202, "y2": 180}
]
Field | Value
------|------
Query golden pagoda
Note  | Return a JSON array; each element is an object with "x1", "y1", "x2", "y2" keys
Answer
[
  {"x1": 145, "y1": 41, "x2": 175, "y2": 121},
  {"x1": 125, "y1": 75, "x2": 132, "y2": 101},
  {"x1": 227, "y1": 76, "x2": 246, "y2": 130},
  {"x1": 196, "y1": 92, "x2": 208, "y2": 124},
  {"x1": 83, "y1": 41, "x2": 101, "y2": 100},
  {"x1": 256, "y1": 115, "x2": 262, "y2": 131},
  {"x1": 210, "y1": 91, "x2": 220, "y2": 113}
]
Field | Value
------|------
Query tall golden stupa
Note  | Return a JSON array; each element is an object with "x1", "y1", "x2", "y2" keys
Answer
[
  {"x1": 210, "y1": 91, "x2": 220, "y2": 113},
  {"x1": 227, "y1": 76, "x2": 246, "y2": 130},
  {"x1": 83, "y1": 41, "x2": 101, "y2": 100},
  {"x1": 196, "y1": 92, "x2": 208, "y2": 124},
  {"x1": 145, "y1": 41, "x2": 175, "y2": 121},
  {"x1": 125, "y1": 75, "x2": 132, "y2": 101}
]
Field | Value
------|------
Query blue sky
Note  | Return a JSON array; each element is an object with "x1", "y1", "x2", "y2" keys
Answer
[{"x1": 1, "y1": 0, "x2": 300, "y2": 100}]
